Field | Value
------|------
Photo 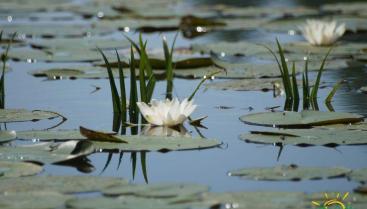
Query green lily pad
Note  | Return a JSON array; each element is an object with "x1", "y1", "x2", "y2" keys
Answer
[
  {"x1": 205, "y1": 78, "x2": 285, "y2": 91},
  {"x1": 95, "y1": 18, "x2": 180, "y2": 32},
  {"x1": 0, "y1": 109, "x2": 62, "y2": 123},
  {"x1": 0, "y1": 140, "x2": 94, "y2": 164},
  {"x1": 201, "y1": 191, "x2": 308, "y2": 209},
  {"x1": 30, "y1": 37, "x2": 130, "y2": 51},
  {"x1": 13, "y1": 129, "x2": 220, "y2": 152},
  {"x1": 8, "y1": 47, "x2": 111, "y2": 62},
  {"x1": 1, "y1": 23, "x2": 113, "y2": 37},
  {"x1": 219, "y1": 6, "x2": 318, "y2": 18},
  {"x1": 0, "y1": 161, "x2": 42, "y2": 178},
  {"x1": 191, "y1": 41, "x2": 269, "y2": 56},
  {"x1": 0, "y1": 191, "x2": 71, "y2": 209},
  {"x1": 228, "y1": 165, "x2": 351, "y2": 181},
  {"x1": 102, "y1": 183, "x2": 209, "y2": 198},
  {"x1": 283, "y1": 42, "x2": 367, "y2": 56},
  {"x1": 92, "y1": 135, "x2": 220, "y2": 152},
  {"x1": 240, "y1": 111, "x2": 364, "y2": 128},
  {"x1": 348, "y1": 168, "x2": 367, "y2": 184},
  {"x1": 30, "y1": 66, "x2": 116, "y2": 79},
  {"x1": 0, "y1": 175, "x2": 127, "y2": 193},
  {"x1": 0, "y1": 130, "x2": 16, "y2": 143},
  {"x1": 66, "y1": 195, "x2": 208, "y2": 209},
  {"x1": 240, "y1": 127, "x2": 367, "y2": 146},
  {"x1": 17, "y1": 130, "x2": 83, "y2": 141},
  {"x1": 321, "y1": 3, "x2": 367, "y2": 16}
]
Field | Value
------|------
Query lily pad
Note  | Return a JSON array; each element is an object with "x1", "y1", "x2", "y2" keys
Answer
[
  {"x1": 0, "y1": 140, "x2": 94, "y2": 164},
  {"x1": 8, "y1": 47, "x2": 110, "y2": 62},
  {"x1": 1, "y1": 23, "x2": 113, "y2": 37},
  {"x1": 348, "y1": 168, "x2": 367, "y2": 184},
  {"x1": 92, "y1": 135, "x2": 220, "y2": 152},
  {"x1": 205, "y1": 78, "x2": 285, "y2": 91},
  {"x1": 0, "y1": 130, "x2": 16, "y2": 143},
  {"x1": 30, "y1": 66, "x2": 116, "y2": 79},
  {"x1": 0, "y1": 175, "x2": 127, "y2": 193},
  {"x1": 30, "y1": 37, "x2": 130, "y2": 51},
  {"x1": 0, "y1": 109, "x2": 62, "y2": 123},
  {"x1": 321, "y1": 3, "x2": 367, "y2": 16},
  {"x1": 240, "y1": 111, "x2": 364, "y2": 128},
  {"x1": 228, "y1": 165, "x2": 351, "y2": 181},
  {"x1": 240, "y1": 127, "x2": 367, "y2": 146},
  {"x1": 0, "y1": 161, "x2": 42, "y2": 178},
  {"x1": 66, "y1": 195, "x2": 207, "y2": 209},
  {"x1": 191, "y1": 41, "x2": 269, "y2": 56},
  {"x1": 200, "y1": 191, "x2": 308, "y2": 209},
  {"x1": 102, "y1": 183, "x2": 209, "y2": 198},
  {"x1": 17, "y1": 130, "x2": 83, "y2": 141},
  {"x1": 283, "y1": 41, "x2": 367, "y2": 56},
  {"x1": 0, "y1": 191, "x2": 71, "y2": 209},
  {"x1": 13, "y1": 129, "x2": 220, "y2": 152}
]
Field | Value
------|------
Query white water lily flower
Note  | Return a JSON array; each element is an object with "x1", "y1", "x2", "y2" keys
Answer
[
  {"x1": 300, "y1": 20, "x2": 346, "y2": 46},
  {"x1": 137, "y1": 98, "x2": 197, "y2": 127}
]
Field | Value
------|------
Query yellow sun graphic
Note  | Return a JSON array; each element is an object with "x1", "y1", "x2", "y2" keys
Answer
[{"x1": 312, "y1": 192, "x2": 353, "y2": 209}]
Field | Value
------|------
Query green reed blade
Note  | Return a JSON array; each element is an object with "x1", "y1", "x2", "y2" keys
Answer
[
  {"x1": 291, "y1": 62, "x2": 299, "y2": 101},
  {"x1": 163, "y1": 34, "x2": 177, "y2": 100},
  {"x1": 98, "y1": 48, "x2": 121, "y2": 114},
  {"x1": 311, "y1": 47, "x2": 333, "y2": 101},
  {"x1": 325, "y1": 80, "x2": 343, "y2": 103},
  {"x1": 115, "y1": 50, "x2": 127, "y2": 112},
  {"x1": 188, "y1": 70, "x2": 222, "y2": 101},
  {"x1": 276, "y1": 39, "x2": 292, "y2": 99},
  {"x1": 129, "y1": 46, "x2": 139, "y2": 123},
  {"x1": 131, "y1": 152, "x2": 137, "y2": 180},
  {"x1": 140, "y1": 152, "x2": 148, "y2": 183}
]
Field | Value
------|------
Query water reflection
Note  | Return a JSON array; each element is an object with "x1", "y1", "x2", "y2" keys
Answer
[{"x1": 141, "y1": 125, "x2": 191, "y2": 137}]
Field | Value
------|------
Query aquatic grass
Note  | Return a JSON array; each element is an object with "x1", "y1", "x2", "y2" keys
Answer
[
  {"x1": 266, "y1": 39, "x2": 335, "y2": 111},
  {"x1": 0, "y1": 32, "x2": 16, "y2": 109},
  {"x1": 162, "y1": 33, "x2": 178, "y2": 100}
]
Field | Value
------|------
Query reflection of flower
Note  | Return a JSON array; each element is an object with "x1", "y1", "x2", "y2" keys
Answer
[
  {"x1": 141, "y1": 125, "x2": 191, "y2": 137},
  {"x1": 137, "y1": 98, "x2": 196, "y2": 127},
  {"x1": 300, "y1": 20, "x2": 345, "y2": 46}
]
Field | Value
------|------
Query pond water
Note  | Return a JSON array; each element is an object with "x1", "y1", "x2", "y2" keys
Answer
[{"x1": 1, "y1": 0, "x2": 367, "y2": 207}]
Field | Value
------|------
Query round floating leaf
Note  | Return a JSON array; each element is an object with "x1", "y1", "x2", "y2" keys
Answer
[
  {"x1": 66, "y1": 196, "x2": 200, "y2": 209},
  {"x1": 0, "y1": 191, "x2": 71, "y2": 209},
  {"x1": 191, "y1": 41, "x2": 269, "y2": 56},
  {"x1": 0, "y1": 161, "x2": 42, "y2": 178},
  {"x1": 103, "y1": 183, "x2": 209, "y2": 198},
  {"x1": 240, "y1": 111, "x2": 364, "y2": 128},
  {"x1": 240, "y1": 126, "x2": 367, "y2": 146},
  {"x1": 0, "y1": 140, "x2": 94, "y2": 164},
  {"x1": 228, "y1": 165, "x2": 351, "y2": 181},
  {"x1": 14, "y1": 130, "x2": 220, "y2": 152},
  {"x1": 30, "y1": 37, "x2": 130, "y2": 51},
  {"x1": 201, "y1": 191, "x2": 308, "y2": 209},
  {"x1": 0, "y1": 109, "x2": 62, "y2": 123},
  {"x1": 206, "y1": 78, "x2": 298, "y2": 91},
  {"x1": 2, "y1": 23, "x2": 113, "y2": 37},
  {"x1": 0, "y1": 175, "x2": 127, "y2": 193},
  {"x1": 17, "y1": 130, "x2": 83, "y2": 141},
  {"x1": 0, "y1": 130, "x2": 16, "y2": 143},
  {"x1": 283, "y1": 41, "x2": 367, "y2": 56},
  {"x1": 91, "y1": 135, "x2": 220, "y2": 152},
  {"x1": 321, "y1": 2, "x2": 367, "y2": 15},
  {"x1": 30, "y1": 66, "x2": 116, "y2": 79},
  {"x1": 348, "y1": 168, "x2": 367, "y2": 184}
]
